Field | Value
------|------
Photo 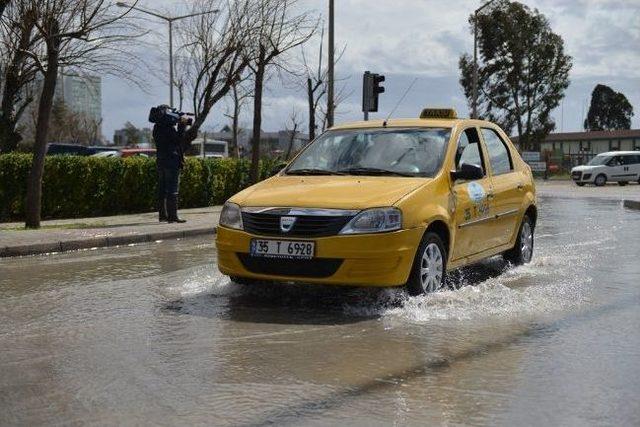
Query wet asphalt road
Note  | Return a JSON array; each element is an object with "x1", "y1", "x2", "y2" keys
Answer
[{"x1": 1, "y1": 192, "x2": 640, "y2": 426}]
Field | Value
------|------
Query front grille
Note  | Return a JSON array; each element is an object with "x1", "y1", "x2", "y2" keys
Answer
[
  {"x1": 572, "y1": 171, "x2": 582, "y2": 180},
  {"x1": 237, "y1": 254, "x2": 343, "y2": 278},
  {"x1": 242, "y1": 212, "x2": 354, "y2": 237}
]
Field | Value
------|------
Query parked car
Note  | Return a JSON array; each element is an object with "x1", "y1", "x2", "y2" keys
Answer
[
  {"x1": 216, "y1": 108, "x2": 537, "y2": 295},
  {"x1": 571, "y1": 151, "x2": 640, "y2": 186},
  {"x1": 91, "y1": 150, "x2": 121, "y2": 158},
  {"x1": 47, "y1": 143, "x2": 118, "y2": 156}
]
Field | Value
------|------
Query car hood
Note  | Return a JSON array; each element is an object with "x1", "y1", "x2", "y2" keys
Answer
[
  {"x1": 231, "y1": 175, "x2": 430, "y2": 210},
  {"x1": 572, "y1": 165, "x2": 598, "y2": 172}
]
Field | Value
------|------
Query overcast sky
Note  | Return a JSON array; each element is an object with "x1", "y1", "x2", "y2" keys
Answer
[{"x1": 102, "y1": 0, "x2": 640, "y2": 141}]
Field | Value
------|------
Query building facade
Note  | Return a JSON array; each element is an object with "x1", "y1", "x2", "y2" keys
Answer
[
  {"x1": 56, "y1": 74, "x2": 102, "y2": 136},
  {"x1": 537, "y1": 129, "x2": 640, "y2": 155}
]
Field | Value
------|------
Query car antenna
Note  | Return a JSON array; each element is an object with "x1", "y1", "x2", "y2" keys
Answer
[{"x1": 383, "y1": 77, "x2": 418, "y2": 127}]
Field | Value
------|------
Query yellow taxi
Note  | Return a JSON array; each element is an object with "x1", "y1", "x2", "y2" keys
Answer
[{"x1": 216, "y1": 109, "x2": 536, "y2": 294}]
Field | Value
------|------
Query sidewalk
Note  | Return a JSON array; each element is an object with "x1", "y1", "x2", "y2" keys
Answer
[{"x1": 0, "y1": 206, "x2": 221, "y2": 257}]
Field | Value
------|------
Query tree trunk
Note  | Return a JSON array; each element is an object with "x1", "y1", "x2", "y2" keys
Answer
[
  {"x1": 231, "y1": 84, "x2": 240, "y2": 158},
  {"x1": 285, "y1": 122, "x2": 298, "y2": 160},
  {"x1": 250, "y1": 59, "x2": 265, "y2": 184},
  {"x1": 25, "y1": 41, "x2": 60, "y2": 229},
  {"x1": 307, "y1": 77, "x2": 315, "y2": 141}
]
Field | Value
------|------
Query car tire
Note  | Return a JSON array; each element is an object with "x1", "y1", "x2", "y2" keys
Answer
[
  {"x1": 576, "y1": 183, "x2": 585, "y2": 187},
  {"x1": 594, "y1": 174, "x2": 607, "y2": 186},
  {"x1": 503, "y1": 215, "x2": 534, "y2": 266},
  {"x1": 618, "y1": 181, "x2": 628, "y2": 186},
  {"x1": 406, "y1": 232, "x2": 447, "y2": 296}
]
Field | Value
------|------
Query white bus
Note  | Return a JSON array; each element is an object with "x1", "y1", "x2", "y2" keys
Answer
[{"x1": 189, "y1": 139, "x2": 229, "y2": 158}]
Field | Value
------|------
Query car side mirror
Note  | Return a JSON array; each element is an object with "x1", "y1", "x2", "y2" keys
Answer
[
  {"x1": 271, "y1": 162, "x2": 288, "y2": 175},
  {"x1": 451, "y1": 163, "x2": 484, "y2": 181}
]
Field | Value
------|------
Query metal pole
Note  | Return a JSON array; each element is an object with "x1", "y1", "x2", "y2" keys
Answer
[
  {"x1": 168, "y1": 20, "x2": 174, "y2": 108},
  {"x1": 472, "y1": 11, "x2": 478, "y2": 119},
  {"x1": 327, "y1": 0, "x2": 335, "y2": 128}
]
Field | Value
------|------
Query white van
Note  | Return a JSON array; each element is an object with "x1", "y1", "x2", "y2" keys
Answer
[{"x1": 571, "y1": 151, "x2": 640, "y2": 186}]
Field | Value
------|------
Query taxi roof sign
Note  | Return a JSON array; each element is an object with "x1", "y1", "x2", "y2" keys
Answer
[{"x1": 419, "y1": 108, "x2": 457, "y2": 120}]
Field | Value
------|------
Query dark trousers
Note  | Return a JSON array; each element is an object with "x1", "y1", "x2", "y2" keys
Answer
[{"x1": 157, "y1": 165, "x2": 180, "y2": 220}]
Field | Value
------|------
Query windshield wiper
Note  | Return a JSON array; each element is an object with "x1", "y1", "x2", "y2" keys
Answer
[
  {"x1": 286, "y1": 168, "x2": 346, "y2": 176},
  {"x1": 338, "y1": 167, "x2": 417, "y2": 177}
]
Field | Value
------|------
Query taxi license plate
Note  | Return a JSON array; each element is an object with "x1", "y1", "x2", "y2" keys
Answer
[{"x1": 250, "y1": 239, "x2": 315, "y2": 259}]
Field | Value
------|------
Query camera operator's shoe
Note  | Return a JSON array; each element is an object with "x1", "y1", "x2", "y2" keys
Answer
[
  {"x1": 159, "y1": 215, "x2": 168, "y2": 222},
  {"x1": 166, "y1": 195, "x2": 185, "y2": 223}
]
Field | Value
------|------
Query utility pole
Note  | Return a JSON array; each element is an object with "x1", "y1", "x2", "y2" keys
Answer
[
  {"x1": 168, "y1": 20, "x2": 174, "y2": 107},
  {"x1": 327, "y1": 0, "x2": 335, "y2": 128},
  {"x1": 472, "y1": 0, "x2": 496, "y2": 119}
]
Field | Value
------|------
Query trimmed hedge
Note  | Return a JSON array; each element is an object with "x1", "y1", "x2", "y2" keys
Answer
[{"x1": 0, "y1": 153, "x2": 277, "y2": 222}]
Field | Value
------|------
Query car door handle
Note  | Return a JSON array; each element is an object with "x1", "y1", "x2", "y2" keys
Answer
[{"x1": 517, "y1": 183, "x2": 524, "y2": 190}]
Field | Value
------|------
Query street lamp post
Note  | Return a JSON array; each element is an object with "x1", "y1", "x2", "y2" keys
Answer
[
  {"x1": 327, "y1": 0, "x2": 335, "y2": 128},
  {"x1": 116, "y1": 2, "x2": 219, "y2": 108},
  {"x1": 472, "y1": 0, "x2": 496, "y2": 119}
]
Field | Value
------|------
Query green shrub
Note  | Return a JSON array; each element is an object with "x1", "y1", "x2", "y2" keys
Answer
[{"x1": 0, "y1": 153, "x2": 277, "y2": 222}]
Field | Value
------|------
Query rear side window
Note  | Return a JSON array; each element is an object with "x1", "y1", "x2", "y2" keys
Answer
[
  {"x1": 481, "y1": 128, "x2": 513, "y2": 175},
  {"x1": 621, "y1": 155, "x2": 640, "y2": 165},
  {"x1": 455, "y1": 127, "x2": 485, "y2": 175}
]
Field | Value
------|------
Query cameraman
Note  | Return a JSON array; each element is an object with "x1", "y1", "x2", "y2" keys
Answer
[{"x1": 152, "y1": 106, "x2": 190, "y2": 223}]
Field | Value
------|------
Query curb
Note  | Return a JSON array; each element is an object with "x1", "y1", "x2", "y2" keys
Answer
[
  {"x1": 0, "y1": 227, "x2": 216, "y2": 258},
  {"x1": 623, "y1": 200, "x2": 640, "y2": 211}
]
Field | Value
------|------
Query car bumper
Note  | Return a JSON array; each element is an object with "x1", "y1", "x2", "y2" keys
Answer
[
  {"x1": 215, "y1": 226, "x2": 425, "y2": 287},
  {"x1": 571, "y1": 172, "x2": 593, "y2": 183}
]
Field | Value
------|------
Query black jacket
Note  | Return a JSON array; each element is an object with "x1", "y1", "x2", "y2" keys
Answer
[{"x1": 153, "y1": 123, "x2": 186, "y2": 169}]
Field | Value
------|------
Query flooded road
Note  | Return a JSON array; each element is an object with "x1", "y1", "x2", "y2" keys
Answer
[{"x1": 1, "y1": 195, "x2": 640, "y2": 426}]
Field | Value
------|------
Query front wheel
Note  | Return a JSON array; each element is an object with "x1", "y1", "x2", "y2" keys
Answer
[
  {"x1": 594, "y1": 174, "x2": 607, "y2": 186},
  {"x1": 503, "y1": 215, "x2": 534, "y2": 265},
  {"x1": 406, "y1": 232, "x2": 447, "y2": 296}
]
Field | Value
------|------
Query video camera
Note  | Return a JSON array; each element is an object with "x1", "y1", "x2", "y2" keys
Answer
[{"x1": 148, "y1": 105, "x2": 194, "y2": 127}]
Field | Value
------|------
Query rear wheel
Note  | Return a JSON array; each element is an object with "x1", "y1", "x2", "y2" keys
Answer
[
  {"x1": 503, "y1": 215, "x2": 534, "y2": 265},
  {"x1": 406, "y1": 232, "x2": 447, "y2": 296},
  {"x1": 594, "y1": 174, "x2": 607, "y2": 186},
  {"x1": 618, "y1": 181, "x2": 628, "y2": 186}
]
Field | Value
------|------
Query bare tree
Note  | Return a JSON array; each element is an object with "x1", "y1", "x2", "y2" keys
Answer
[
  {"x1": 284, "y1": 107, "x2": 302, "y2": 160},
  {"x1": 317, "y1": 79, "x2": 352, "y2": 132},
  {"x1": 223, "y1": 75, "x2": 252, "y2": 157},
  {"x1": 177, "y1": 0, "x2": 255, "y2": 146},
  {"x1": 246, "y1": 0, "x2": 317, "y2": 183},
  {"x1": 22, "y1": 0, "x2": 141, "y2": 228},
  {"x1": 0, "y1": 2, "x2": 41, "y2": 152}
]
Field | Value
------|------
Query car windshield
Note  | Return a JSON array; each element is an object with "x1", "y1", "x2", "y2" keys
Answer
[
  {"x1": 588, "y1": 155, "x2": 611, "y2": 166},
  {"x1": 286, "y1": 128, "x2": 451, "y2": 177}
]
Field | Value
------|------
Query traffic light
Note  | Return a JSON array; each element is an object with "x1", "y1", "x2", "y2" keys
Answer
[
  {"x1": 362, "y1": 71, "x2": 385, "y2": 114},
  {"x1": 372, "y1": 74, "x2": 385, "y2": 112}
]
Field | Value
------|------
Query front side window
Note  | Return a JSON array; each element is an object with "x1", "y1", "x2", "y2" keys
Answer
[
  {"x1": 607, "y1": 156, "x2": 623, "y2": 167},
  {"x1": 286, "y1": 128, "x2": 451, "y2": 177},
  {"x1": 481, "y1": 128, "x2": 513, "y2": 175},
  {"x1": 455, "y1": 127, "x2": 485, "y2": 175}
]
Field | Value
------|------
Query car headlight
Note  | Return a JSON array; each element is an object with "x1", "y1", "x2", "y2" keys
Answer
[
  {"x1": 219, "y1": 202, "x2": 243, "y2": 230},
  {"x1": 340, "y1": 207, "x2": 402, "y2": 234}
]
